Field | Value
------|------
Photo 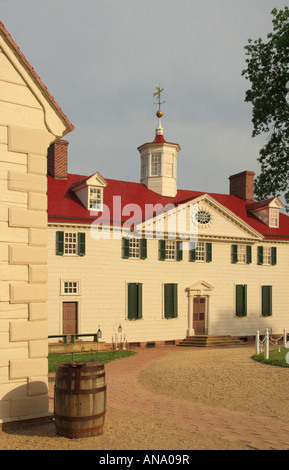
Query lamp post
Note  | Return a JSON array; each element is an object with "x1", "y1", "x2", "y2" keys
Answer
[
  {"x1": 97, "y1": 325, "x2": 102, "y2": 340},
  {"x1": 113, "y1": 322, "x2": 122, "y2": 350},
  {"x1": 96, "y1": 325, "x2": 102, "y2": 353}
]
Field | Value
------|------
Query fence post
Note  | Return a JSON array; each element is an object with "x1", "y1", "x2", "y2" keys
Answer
[
  {"x1": 255, "y1": 330, "x2": 260, "y2": 355},
  {"x1": 284, "y1": 329, "x2": 287, "y2": 348},
  {"x1": 265, "y1": 328, "x2": 269, "y2": 360}
]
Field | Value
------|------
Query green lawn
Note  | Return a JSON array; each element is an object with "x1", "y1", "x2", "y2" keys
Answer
[
  {"x1": 48, "y1": 350, "x2": 136, "y2": 373},
  {"x1": 252, "y1": 347, "x2": 289, "y2": 368}
]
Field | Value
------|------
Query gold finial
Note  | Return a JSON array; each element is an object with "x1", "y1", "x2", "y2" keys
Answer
[{"x1": 153, "y1": 85, "x2": 165, "y2": 118}]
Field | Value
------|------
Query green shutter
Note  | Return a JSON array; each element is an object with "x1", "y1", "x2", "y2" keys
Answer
[
  {"x1": 128, "y1": 283, "x2": 137, "y2": 319},
  {"x1": 176, "y1": 241, "x2": 183, "y2": 261},
  {"x1": 78, "y1": 232, "x2": 86, "y2": 256},
  {"x1": 262, "y1": 286, "x2": 272, "y2": 316},
  {"x1": 246, "y1": 245, "x2": 252, "y2": 264},
  {"x1": 164, "y1": 284, "x2": 178, "y2": 318},
  {"x1": 140, "y1": 238, "x2": 147, "y2": 259},
  {"x1": 128, "y1": 283, "x2": 142, "y2": 319},
  {"x1": 56, "y1": 231, "x2": 64, "y2": 255},
  {"x1": 122, "y1": 237, "x2": 130, "y2": 259},
  {"x1": 206, "y1": 243, "x2": 212, "y2": 263},
  {"x1": 232, "y1": 245, "x2": 238, "y2": 263},
  {"x1": 189, "y1": 242, "x2": 196, "y2": 262},
  {"x1": 236, "y1": 285, "x2": 247, "y2": 317},
  {"x1": 159, "y1": 240, "x2": 166, "y2": 260},
  {"x1": 244, "y1": 284, "x2": 247, "y2": 316},
  {"x1": 164, "y1": 284, "x2": 173, "y2": 318},
  {"x1": 257, "y1": 246, "x2": 263, "y2": 265},
  {"x1": 271, "y1": 247, "x2": 277, "y2": 266},
  {"x1": 137, "y1": 283, "x2": 143, "y2": 319},
  {"x1": 173, "y1": 284, "x2": 178, "y2": 317}
]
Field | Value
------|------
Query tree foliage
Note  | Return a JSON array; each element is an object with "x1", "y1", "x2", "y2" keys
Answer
[{"x1": 242, "y1": 7, "x2": 289, "y2": 209}]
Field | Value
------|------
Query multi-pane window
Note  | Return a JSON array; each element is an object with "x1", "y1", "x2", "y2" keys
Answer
[
  {"x1": 164, "y1": 154, "x2": 174, "y2": 177},
  {"x1": 122, "y1": 238, "x2": 147, "y2": 259},
  {"x1": 232, "y1": 245, "x2": 252, "y2": 264},
  {"x1": 257, "y1": 246, "x2": 277, "y2": 266},
  {"x1": 165, "y1": 240, "x2": 176, "y2": 260},
  {"x1": 56, "y1": 231, "x2": 86, "y2": 256},
  {"x1": 63, "y1": 282, "x2": 78, "y2": 294},
  {"x1": 141, "y1": 156, "x2": 148, "y2": 178},
  {"x1": 89, "y1": 187, "x2": 102, "y2": 210},
  {"x1": 269, "y1": 208, "x2": 279, "y2": 228},
  {"x1": 263, "y1": 247, "x2": 271, "y2": 265},
  {"x1": 159, "y1": 240, "x2": 183, "y2": 261},
  {"x1": 190, "y1": 242, "x2": 212, "y2": 263},
  {"x1": 129, "y1": 238, "x2": 140, "y2": 258},
  {"x1": 64, "y1": 232, "x2": 77, "y2": 255},
  {"x1": 151, "y1": 153, "x2": 161, "y2": 176},
  {"x1": 195, "y1": 242, "x2": 205, "y2": 261},
  {"x1": 237, "y1": 245, "x2": 246, "y2": 263}
]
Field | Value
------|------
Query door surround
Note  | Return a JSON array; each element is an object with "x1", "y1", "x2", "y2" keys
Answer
[{"x1": 186, "y1": 281, "x2": 214, "y2": 337}]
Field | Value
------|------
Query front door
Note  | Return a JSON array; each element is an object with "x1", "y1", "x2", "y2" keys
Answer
[
  {"x1": 63, "y1": 302, "x2": 78, "y2": 334},
  {"x1": 193, "y1": 297, "x2": 206, "y2": 335}
]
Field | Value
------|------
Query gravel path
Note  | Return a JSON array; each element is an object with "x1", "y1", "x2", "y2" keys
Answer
[{"x1": 0, "y1": 346, "x2": 289, "y2": 450}]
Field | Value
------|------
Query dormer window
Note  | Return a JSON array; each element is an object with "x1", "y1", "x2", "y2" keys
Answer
[
  {"x1": 247, "y1": 196, "x2": 283, "y2": 228},
  {"x1": 89, "y1": 187, "x2": 102, "y2": 210},
  {"x1": 70, "y1": 172, "x2": 107, "y2": 212},
  {"x1": 269, "y1": 208, "x2": 279, "y2": 228}
]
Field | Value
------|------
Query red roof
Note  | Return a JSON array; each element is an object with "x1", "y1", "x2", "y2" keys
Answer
[{"x1": 47, "y1": 174, "x2": 289, "y2": 240}]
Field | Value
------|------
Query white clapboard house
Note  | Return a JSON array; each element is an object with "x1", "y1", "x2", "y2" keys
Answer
[{"x1": 47, "y1": 111, "x2": 289, "y2": 347}]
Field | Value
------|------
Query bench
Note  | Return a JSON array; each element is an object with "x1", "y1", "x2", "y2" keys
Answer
[
  {"x1": 70, "y1": 333, "x2": 99, "y2": 343},
  {"x1": 48, "y1": 333, "x2": 99, "y2": 344}
]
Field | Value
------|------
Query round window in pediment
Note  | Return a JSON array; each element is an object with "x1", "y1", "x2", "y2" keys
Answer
[{"x1": 195, "y1": 210, "x2": 212, "y2": 225}]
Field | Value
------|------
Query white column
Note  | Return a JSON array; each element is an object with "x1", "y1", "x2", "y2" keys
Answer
[{"x1": 187, "y1": 291, "x2": 194, "y2": 337}]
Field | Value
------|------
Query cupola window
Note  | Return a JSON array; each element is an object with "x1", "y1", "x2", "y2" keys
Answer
[{"x1": 151, "y1": 153, "x2": 161, "y2": 176}]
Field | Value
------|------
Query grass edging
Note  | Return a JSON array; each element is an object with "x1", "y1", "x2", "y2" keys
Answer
[
  {"x1": 48, "y1": 350, "x2": 136, "y2": 373},
  {"x1": 252, "y1": 347, "x2": 289, "y2": 368}
]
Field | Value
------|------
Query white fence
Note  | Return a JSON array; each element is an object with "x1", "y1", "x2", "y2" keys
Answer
[{"x1": 255, "y1": 328, "x2": 288, "y2": 359}]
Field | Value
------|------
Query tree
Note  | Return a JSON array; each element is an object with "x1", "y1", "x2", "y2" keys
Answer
[{"x1": 242, "y1": 7, "x2": 289, "y2": 210}]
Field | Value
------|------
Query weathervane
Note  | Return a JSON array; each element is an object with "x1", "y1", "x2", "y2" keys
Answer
[{"x1": 153, "y1": 85, "x2": 165, "y2": 118}]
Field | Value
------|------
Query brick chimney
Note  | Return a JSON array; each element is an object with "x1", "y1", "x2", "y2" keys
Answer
[
  {"x1": 229, "y1": 171, "x2": 255, "y2": 202},
  {"x1": 47, "y1": 139, "x2": 68, "y2": 179}
]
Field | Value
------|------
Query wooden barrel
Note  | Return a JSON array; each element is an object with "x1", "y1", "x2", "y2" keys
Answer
[{"x1": 54, "y1": 361, "x2": 106, "y2": 438}]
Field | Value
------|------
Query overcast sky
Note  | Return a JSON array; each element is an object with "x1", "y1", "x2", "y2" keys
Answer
[{"x1": 1, "y1": 0, "x2": 288, "y2": 195}]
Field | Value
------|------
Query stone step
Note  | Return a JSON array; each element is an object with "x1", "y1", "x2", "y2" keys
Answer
[{"x1": 177, "y1": 335, "x2": 246, "y2": 348}]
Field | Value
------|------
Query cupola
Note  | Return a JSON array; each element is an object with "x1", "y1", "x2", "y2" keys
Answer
[{"x1": 137, "y1": 91, "x2": 180, "y2": 197}]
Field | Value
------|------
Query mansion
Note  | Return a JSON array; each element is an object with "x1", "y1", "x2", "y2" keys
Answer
[{"x1": 47, "y1": 113, "x2": 289, "y2": 346}]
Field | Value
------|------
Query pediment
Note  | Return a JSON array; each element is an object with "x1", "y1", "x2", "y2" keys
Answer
[
  {"x1": 70, "y1": 172, "x2": 107, "y2": 192},
  {"x1": 86, "y1": 172, "x2": 107, "y2": 188},
  {"x1": 134, "y1": 193, "x2": 263, "y2": 241},
  {"x1": 186, "y1": 280, "x2": 214, "y2": 293}
]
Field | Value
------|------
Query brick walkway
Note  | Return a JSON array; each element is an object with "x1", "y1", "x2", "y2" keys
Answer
[{"x1": 104, "y1": 347, "x2": 289, "y2": 450}]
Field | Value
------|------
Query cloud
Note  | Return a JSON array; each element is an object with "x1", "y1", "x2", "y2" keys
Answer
[{"x1": 1, "y1": 0, "x2": 286, "y2": 197}]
